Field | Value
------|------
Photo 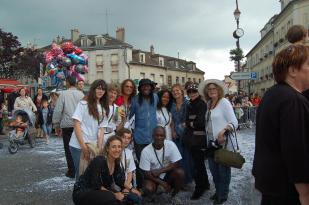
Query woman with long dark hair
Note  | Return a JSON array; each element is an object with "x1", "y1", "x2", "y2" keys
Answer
[
  {"x1": 73, "y1": 136, "x2": 142, "y2": 205},
  {"x1": 156, "y1": 89, "x2": 173, "y2": 140},
  {"x1": 69, "y1": 79, "x2": 109, "y2": 178}
]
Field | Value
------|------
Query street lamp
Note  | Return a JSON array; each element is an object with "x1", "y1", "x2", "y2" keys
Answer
[{"x1": 232, "y1": 0, "x2": 244, "y2": 94}]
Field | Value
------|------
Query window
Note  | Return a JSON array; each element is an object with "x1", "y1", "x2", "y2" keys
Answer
[
  {"x1": 150, "y1": 73, "x2": 155, "y2": 81},
  {"x1": 81, "y1": 38, "x2": 87, "y2": 47},
  {"x1": 95, "y1": 37, "x2": 105, "y2": 46},
  {"x1": 167, "y1": 75, "x2": 172, "y2": 86},
  {"x1": 159, "y1": 57, "x2": 164, "y2": 67},
  {"x1": 175, "y1": 61, "x2": 179, "y2": 68},
  {"x1": 140, "y1": 53, "x2": 145, "y2": 63},
  {"x1": 176, "y1": 77, "x2": 179, "y2": 83},
  {"x1": 160, "y1": 75, "x2": 164, "y2": 84},
  {"x1": 182, "y1": 77, "x2": 185, "y2": 84},
  {"x1": 111, "y1": 54, "x2": 119, "y2": 65},
  {"x1": 96, "y1": 55, "x2": 103, "y2": 66},
  {"x1": 140, "y1": 72, "x2": 145, "y2": 79}
]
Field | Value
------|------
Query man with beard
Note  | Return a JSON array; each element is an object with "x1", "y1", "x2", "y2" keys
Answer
[{"x1": 139, "y1": 126, "x2": 184, "y2": 198}]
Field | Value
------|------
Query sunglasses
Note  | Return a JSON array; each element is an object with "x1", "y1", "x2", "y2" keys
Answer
[{"x1": 187, "y1": 89, "x2": 198, "y2": 94}]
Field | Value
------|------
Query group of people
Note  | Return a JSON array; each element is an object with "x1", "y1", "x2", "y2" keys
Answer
[{"x1": 50, "y1": 74, "x2": 239, "y2": 205}]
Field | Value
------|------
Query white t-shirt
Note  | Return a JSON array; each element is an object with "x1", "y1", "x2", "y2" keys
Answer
[
  {"x1": 69, "y1": 100, "x2": 108, "y2": 149},
  {"x1": 139, "y1": 140, "x2": 182, "y2": 179},
  {"x1": 103, "y1": 104, "x2": 122, "y2": 144},
  {"x1": 121, "y1": 148, "x2": 136, "y2": 181},
  {"x1": 156, "y1": 108, "x2": 172, "y2": 140}
]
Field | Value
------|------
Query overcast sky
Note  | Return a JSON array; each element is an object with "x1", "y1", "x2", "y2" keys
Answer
[{"x1": 0, "y1": 0, "x2": 280, "y2": 80}]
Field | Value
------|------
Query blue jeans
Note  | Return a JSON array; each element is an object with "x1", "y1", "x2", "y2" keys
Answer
[
  {"x1": 69, "y1": 146, "x2": 81, "y2": 181},
  {"x1": 42, "y1": 124, "x2": 52, "y2": 136},
  {"x1": 208, "y1": 158, "x2": 231, "y2": 200},
  {"x1": 174, "y1": 137, "x2": 193, "y2": 184}
]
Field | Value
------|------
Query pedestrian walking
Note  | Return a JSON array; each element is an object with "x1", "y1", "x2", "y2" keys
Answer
[
  {"x1": 252, "y1": 44, "x2": 309, "y2": 205},
  {"x1": 14, "y1": 88, "x2": 37, "y2": 112},
  {"x1": 37, "y1": 99, "x2": 53, "y2": 144},
  {"x1": 52, "y1": 76, "x2": 84, "y2": 178}
]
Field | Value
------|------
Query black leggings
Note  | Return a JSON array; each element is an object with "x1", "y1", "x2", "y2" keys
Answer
[{"x1": 73, "y1": 190, "x2": 118, "y2": 205}]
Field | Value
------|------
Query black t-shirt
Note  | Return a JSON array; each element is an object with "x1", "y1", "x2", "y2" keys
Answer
[{"x1": 252, "y1": 83, "x2": 309, "y2": 197}]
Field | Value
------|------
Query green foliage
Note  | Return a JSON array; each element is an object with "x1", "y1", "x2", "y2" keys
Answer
[{"x1": 229, "y1": 48, "x2": 244, "y2": 62}]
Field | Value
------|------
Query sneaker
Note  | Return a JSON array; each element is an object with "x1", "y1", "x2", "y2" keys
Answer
[{"x1": 190, "y1": 188, "x2": 206, "y2": 200}]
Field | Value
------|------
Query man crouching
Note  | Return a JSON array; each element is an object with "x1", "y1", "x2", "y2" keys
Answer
[{"x1": 139, "y1": 126, "x2": 185, "y2": 199}]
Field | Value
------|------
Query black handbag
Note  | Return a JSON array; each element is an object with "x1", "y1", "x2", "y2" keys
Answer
[{"x1": 214, "y1": 125, "x2": 245, "y2": 169}]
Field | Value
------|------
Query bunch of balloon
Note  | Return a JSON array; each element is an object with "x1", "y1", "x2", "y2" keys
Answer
[{"x1": 44, "y1": 42, "x2": 89, "y2": 89}]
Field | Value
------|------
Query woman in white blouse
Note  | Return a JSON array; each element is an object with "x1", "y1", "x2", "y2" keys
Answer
[
  {"x1": 69, "y1": 80, "x2": 109, "y2": 178},
  {"x1": 14, "y1": 88, "x2": 37, "y2": 112},
  {"x1": 156, "y1": 89, "x2": 173, "y2": 140},
  {"x1": 198, "y1": 79, "x2": 238, "y2": 204}
]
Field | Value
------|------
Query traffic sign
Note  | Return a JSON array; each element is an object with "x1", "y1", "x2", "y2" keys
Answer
[{"x1": 230, "y1": 72, "x2": 257, "y2": 80}]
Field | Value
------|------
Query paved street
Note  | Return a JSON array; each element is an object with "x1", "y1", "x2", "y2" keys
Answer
[{"x1": 0, "y1": 128, "x2": 260, "y2": 205}]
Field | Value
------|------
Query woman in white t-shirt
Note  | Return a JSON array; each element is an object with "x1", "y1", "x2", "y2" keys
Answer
[
  {"x1": 156, "y1": 89, "x2": 173, "y2": 140},
  {"x1": 118, "y1": 128, "x2": 141, "y2": 197},
  {"x1": 69, "y1": 80, "x2": 109, "y2": 178},
  {"x1": 104, "y1": 83, "x2": 123, "y2": 144}
]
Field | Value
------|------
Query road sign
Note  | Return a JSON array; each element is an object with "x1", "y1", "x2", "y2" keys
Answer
[{"x1": 230, "y1": 72, "x2": 257, "y2": 80}]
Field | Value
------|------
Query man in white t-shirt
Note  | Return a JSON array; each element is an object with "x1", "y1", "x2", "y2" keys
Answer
[{"x1": 139, "y1": 126, "x2": 185, "y2": 198}]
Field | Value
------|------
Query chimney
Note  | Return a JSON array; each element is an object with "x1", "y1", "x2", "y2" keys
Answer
[
  {"x1": 56, "y1": 35, "x2": 61, "y2": 43},
  {"x1": 71, "y1": 29, "x2": 80, "y2": 42},
  {"x1": 150, "y1": 45, "x2": 154, "y2": 55},
  {"x1": 116, "y1": 27, "x2": 125, "y2": 42}
]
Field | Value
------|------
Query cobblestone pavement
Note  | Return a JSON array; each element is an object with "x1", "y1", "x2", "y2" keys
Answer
[{"x1": 0, "y1": 128, "x2": 260, "y2": 205}]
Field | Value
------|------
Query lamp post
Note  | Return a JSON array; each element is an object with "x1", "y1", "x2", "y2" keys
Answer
[{"x1": 232, "y1": 0, "x2": 244, "y2": 95}]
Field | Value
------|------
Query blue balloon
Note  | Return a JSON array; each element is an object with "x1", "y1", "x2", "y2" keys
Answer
[{"x1": 66, "y1": 54, "x2": 86, "y2": 65}]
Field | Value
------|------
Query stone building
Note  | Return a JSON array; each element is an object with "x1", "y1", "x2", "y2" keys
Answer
[{"x1": 245, "y1": 0, "x2": 309, "y2": 96}]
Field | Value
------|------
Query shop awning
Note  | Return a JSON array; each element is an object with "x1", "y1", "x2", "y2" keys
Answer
[{"x1": 0, "y1": 79, "x2": 29, "y2": 93}]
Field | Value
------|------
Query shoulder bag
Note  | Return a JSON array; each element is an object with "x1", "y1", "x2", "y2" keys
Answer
[{"x1": 214, "y1": 125, "x2": 245, "y2": 169}]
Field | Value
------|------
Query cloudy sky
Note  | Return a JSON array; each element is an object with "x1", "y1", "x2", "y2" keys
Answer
[{"x1": 0, "y1": 0, "x2": 280, "y2": 80}]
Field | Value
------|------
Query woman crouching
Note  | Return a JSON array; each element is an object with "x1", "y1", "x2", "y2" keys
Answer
[{"x1": 72, "y1": 136, "x2": 142, "y2": 205}]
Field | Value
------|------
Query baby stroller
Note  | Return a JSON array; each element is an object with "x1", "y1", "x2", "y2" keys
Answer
[{"x1": 8, "y1": 109, "x2": 36, "y2": 154}]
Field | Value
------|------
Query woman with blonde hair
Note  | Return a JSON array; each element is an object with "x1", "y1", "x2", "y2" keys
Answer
[
  {"x1": 199, "y1": 79, "x2": 238, "y2": 204},
  {"x1": 170, "y1": 83, "x2": 193, "y2": 185}
]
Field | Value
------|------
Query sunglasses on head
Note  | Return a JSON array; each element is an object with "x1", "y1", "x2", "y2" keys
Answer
[{"x1": 187, "y1": 89, "x2": 198, "y2": 94}]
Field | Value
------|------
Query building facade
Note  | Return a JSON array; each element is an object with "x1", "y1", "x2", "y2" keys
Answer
[
  {"x1": 245, "y1": 0, "x2": 309, "y2": 96},
  {"x1": 49, "y1": 28, "x2": 204, "y2": 86}
]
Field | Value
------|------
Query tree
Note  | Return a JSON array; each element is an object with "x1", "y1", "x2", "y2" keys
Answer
[
  {"x1": 229, "y1": 48, "x2": 244, "y2": 62},
  {"x1": 0, "y1": 28, "x2": 22, "y2": 78},
  {"x1": 0, "y1": 28, "x2": 44, "y2": 80},
  {"x1": 14, "y1": 48, "x2": 45, "y2": 80}
]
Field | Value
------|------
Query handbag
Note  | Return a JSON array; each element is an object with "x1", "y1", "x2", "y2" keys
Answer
[{"x1": 214, "y1": 125, "x2": 245, "y2": 169}]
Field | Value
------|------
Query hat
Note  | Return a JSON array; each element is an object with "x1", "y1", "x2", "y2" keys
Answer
[
  {"x1": 186, "y1": 83, "x2": 199, "y2": 91},
  {"x1": 198, "y1": 79, "x2": 227, "y2": 97},
  {"x1": 138, "y1": 78, "x2": 155, "y2": 91}
]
